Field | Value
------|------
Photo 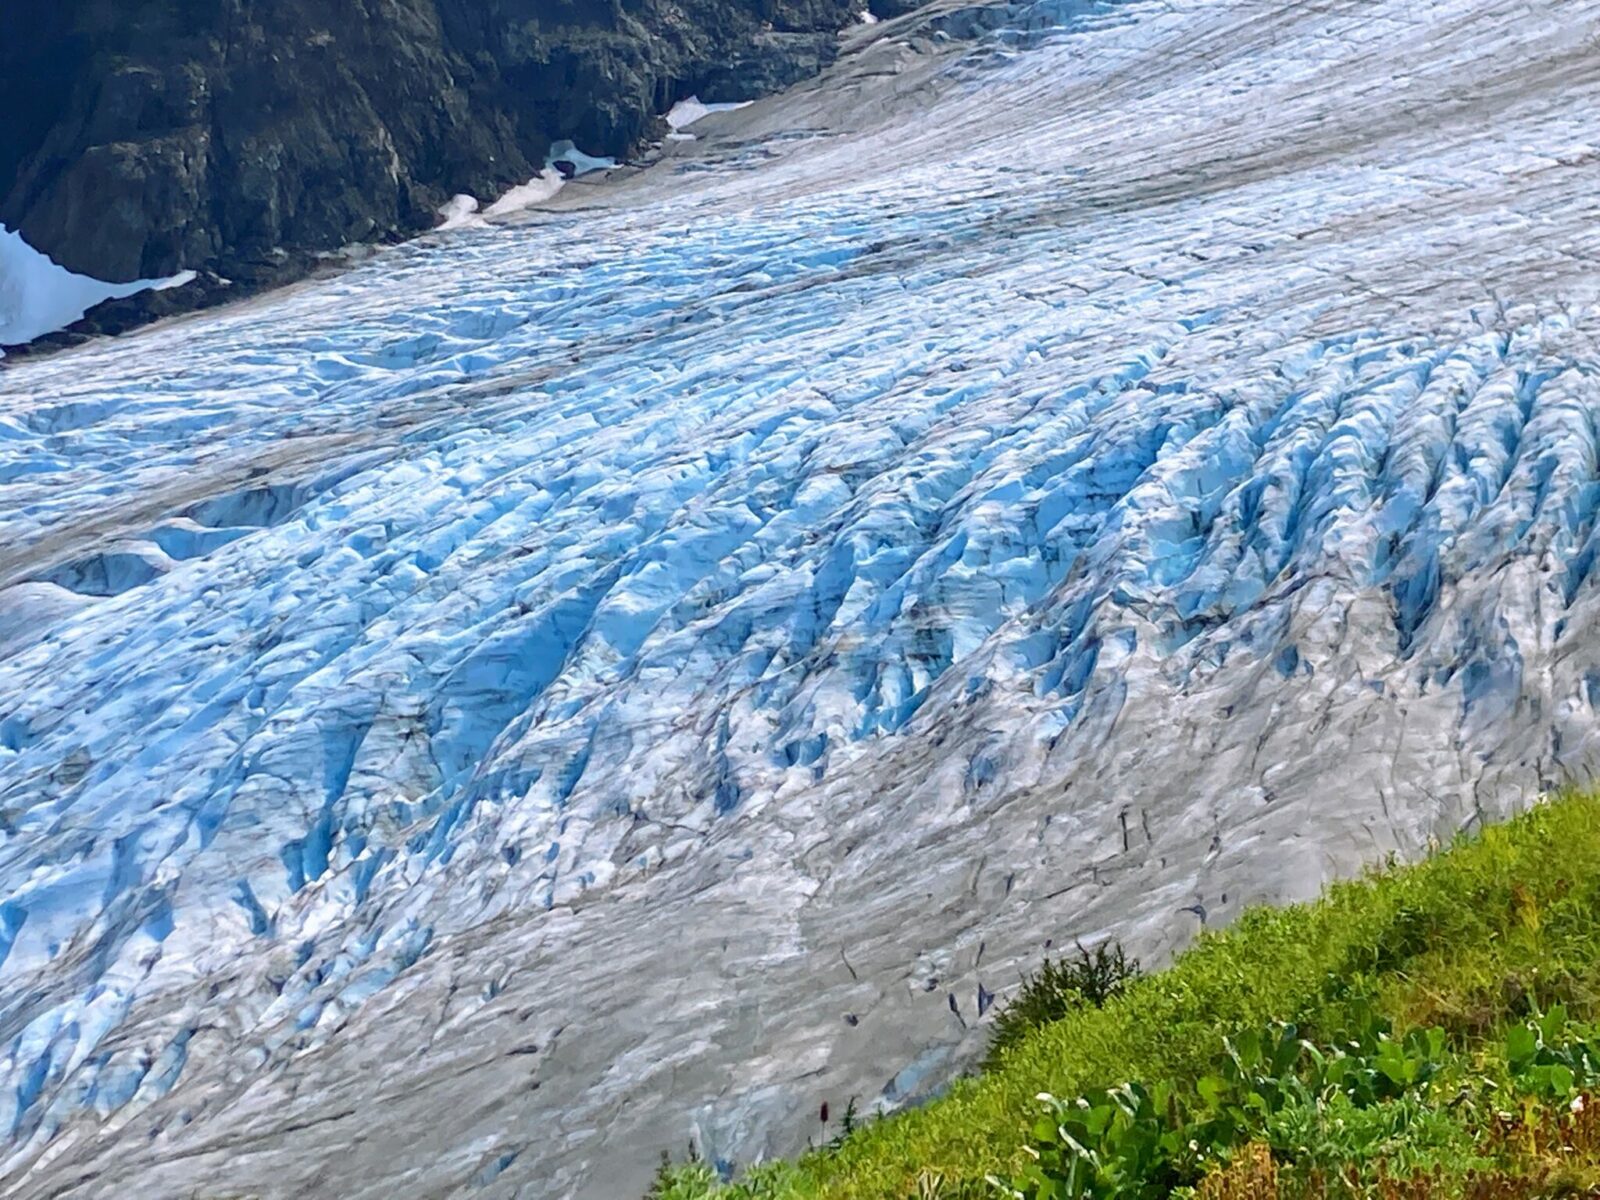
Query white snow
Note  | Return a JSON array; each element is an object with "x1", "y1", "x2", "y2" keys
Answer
[
  {"x1": 664, "y1": 95, "x2": 754, "y2": 130},
  {"x1": 435, "y1": 194, "x2": 484, "y2": 230},
  {"x1": 0, "y1": 227, "x2": 195, "y2": 350},
  {"x1": 483, "y1": 171, "x2": 566, "y2": 217},
  {"x1": 436, "y1": 194, "x2": 484, "y2": 230},
  {"x1": 439, "y1": 141, "x2": 617, "y2": 230}
]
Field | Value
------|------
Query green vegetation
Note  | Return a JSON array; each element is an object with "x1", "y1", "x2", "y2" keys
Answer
[
  {"x1": 985, "y1": 942, "x2": 1141, "y2": 1067},
  {"x1": 1000, "y1": 1007, "x2": 1600, "y2": 1199},
  {"x1": 652, "y1": 792, "x2": 1600, "y2": 1199}
]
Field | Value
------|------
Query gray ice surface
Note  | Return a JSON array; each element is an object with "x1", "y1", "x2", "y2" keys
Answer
[{"x1": 2, "y1": 0, "x2": 1600, "y2": 1195}]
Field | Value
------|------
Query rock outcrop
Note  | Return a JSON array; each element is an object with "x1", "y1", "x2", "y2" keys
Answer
[{"x1": 0, "y1": 0, "x2": 857, "y2": 294}]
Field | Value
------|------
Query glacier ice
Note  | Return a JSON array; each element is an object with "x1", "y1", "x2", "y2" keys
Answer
[{"x1": 2, "y1": 0, "x2": 1600, "y2": 1195}]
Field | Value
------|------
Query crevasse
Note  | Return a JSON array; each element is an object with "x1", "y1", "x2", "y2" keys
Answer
[{"x1": 1, "y1": 0, "x2": 1599, "y2": 1195}]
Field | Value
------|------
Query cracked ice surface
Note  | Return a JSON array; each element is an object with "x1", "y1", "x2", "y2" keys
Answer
[{"x1": 3, "y1": 0, "x2": 1600, "y2": 1195}]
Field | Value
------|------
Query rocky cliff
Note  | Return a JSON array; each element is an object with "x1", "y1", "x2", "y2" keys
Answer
[{"x1": 0, "y1": 0, "x2": 855, "y2": 291}]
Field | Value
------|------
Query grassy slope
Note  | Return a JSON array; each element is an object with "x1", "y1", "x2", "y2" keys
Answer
[{"x1": 656, "y1": 792, "x2": 1600, "y2": 1198}]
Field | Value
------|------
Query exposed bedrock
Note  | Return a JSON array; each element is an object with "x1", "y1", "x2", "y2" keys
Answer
[{"x1": 0, "y1": 0, "x2": 857, "y2": 290}]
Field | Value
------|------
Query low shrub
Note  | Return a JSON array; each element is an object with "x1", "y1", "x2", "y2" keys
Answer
[{"x1": 987, "y1": 942, "x2": 1141, "y2": 1067}]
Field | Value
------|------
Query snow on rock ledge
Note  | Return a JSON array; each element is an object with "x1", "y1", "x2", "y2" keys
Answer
[
  {"x1": 0, "y1": 227, "x2": 194, "y2": 351},
  {"x1": 440, "y1": 140, "x2": 620, "y2": 229}
]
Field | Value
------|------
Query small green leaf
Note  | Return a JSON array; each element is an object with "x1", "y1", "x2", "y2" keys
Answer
[
  {"x1": 1234, "y1": 1030, "x2": 1261, "y2": 1069},
  {"x1": 1507, "y1": 1025, "x2": 1538, "y2": 1067},
  {"x1": 1374, "y1": 1041, "x2": 1411, "y2": 1087},
  {"x1": 1425, "y1": 1028, "x2": 1446, "y2": 1060},
  {"x1": 1543, "y1": 1004, "x2": 1570, "y2": 1040}
]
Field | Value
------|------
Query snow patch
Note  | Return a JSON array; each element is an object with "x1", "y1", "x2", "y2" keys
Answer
[
  {"x1": 0, "y1": 227, "x2": 195, "y2": 351},
  {"x1": 664, "y1": 96, "x2": 754, "y2": 130},
  {"x1": 484, "y1": 172, "x2": 566, "y2": 217},
  {"x1": 439, "y1": 140, "x2": 617, "y2": 230},
  {"x1": 437, "y1": 195, "x2": 483, "y2": 231}
]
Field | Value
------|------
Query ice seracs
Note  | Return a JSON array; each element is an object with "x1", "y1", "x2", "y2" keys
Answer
[{"x1": 1, "y1": 0, "x2": 1598, "y2": 1196}]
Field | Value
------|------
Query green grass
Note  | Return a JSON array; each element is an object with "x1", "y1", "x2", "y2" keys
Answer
[{"x1": 650, "y1": 792, "x2": 1600, "y2": 1199}]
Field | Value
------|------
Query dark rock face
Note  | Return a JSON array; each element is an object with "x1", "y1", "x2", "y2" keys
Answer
[
  {"x1": 698, "y1": 31, "x2": 842, "y2": 100},
  {"x1": 0, "y1": 0, "x2": 856, "y2": 289}
]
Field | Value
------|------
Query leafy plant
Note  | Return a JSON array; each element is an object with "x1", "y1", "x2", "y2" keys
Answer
[
  {"x1": 996, "y1": 1018, "x2": 1463, "y2": 1199},
  {"x1": 994, "y1": 1082, "x2": 1190, "y2": 1200},
  {"x1": 647, "y1": 1152, "x2": 719, "y2": 1200},
  {"x1": 1502, "y1": 1005, "x2": 1600, "y2": 1100}
]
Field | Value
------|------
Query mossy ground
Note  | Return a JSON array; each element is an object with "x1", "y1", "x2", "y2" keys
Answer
[{"x1": 652, "y1": 792, "x2": 1600, "y2": 1199}]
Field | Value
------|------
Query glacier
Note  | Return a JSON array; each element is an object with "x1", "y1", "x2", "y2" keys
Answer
[{"x1": 2, "y1": 0, "x2": 1600, "y2": 1195}]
